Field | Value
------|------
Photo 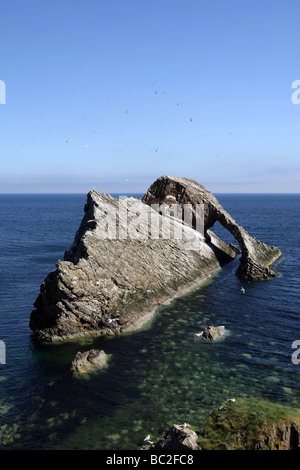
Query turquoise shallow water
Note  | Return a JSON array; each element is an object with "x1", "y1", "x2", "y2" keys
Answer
[{"x1": 0, "y1": 193, "x2": 299, "y2": 449}]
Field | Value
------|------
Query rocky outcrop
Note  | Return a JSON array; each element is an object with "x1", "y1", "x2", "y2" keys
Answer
[
  {"x1": 151, "y1": 425, "x2": 199, "y2": 451},
  {"x1": 71, "y1": 349, "x2": 108, "y2": 376},
  {"x1": 30, "y1": 189, "x2": 235, "y2": 341},
  {"x1": 142, "y1": 176, "x2": 281, "y2": 281},
  {"x1": 202, "y1": 325, "x2": 226, "y2": 341},
  {"x1": 149, "y1": 398, "x2": 300, "y2": 451},
  {"x1": 200, "y1": 398, "x2": 300, "y2": 450}
]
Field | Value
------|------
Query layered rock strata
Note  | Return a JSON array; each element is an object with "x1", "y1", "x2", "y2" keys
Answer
[
  {"x1": 142, "y1": 176, "x2": 281, "y2": 281},
  {"x1": 30, "y1": 190, "x2": 235, "y2": 341}
]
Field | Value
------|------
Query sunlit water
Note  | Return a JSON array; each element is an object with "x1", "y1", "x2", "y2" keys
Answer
[{"x1": 0, "y1": 193, "x2": 299, "y2": 449}]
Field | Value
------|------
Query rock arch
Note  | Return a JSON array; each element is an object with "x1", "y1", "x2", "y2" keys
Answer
[{"x1": 142, "y1": 176, "x2": 281, "y2": 281}]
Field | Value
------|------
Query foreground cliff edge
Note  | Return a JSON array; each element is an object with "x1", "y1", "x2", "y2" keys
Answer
[
  {"x1": 148, "y1": 398, "x2": 300, "y2": 451},
  {"x1": 30, "y1": 176, "x2": 281, "y2": 341}
]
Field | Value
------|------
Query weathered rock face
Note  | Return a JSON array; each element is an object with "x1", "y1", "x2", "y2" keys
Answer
[
  {"x1": 152, "y1": 425, "x2": 199, "y2": 451},
  {"x1": 142, "y1": 176, "x2": 281, "y2": 281},
  {"x1": 30, "y1": 189, "x2": 235, "y2": 341},
  {"x1": 71, "y1": 349, "x2": 108, "y2": 376}
]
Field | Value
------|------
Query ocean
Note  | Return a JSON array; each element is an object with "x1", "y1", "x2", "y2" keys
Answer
[{"x1": 0, "y1": 193, "x2": 299, "y2": 450}]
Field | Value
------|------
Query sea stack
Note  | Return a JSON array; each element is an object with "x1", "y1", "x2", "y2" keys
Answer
[{"x1": 29, "y1": 176, "x2": 281, "y2": 342}]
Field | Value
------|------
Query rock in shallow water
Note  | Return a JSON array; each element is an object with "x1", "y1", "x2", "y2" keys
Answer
[
  {"x1": 202, "y1": 325, "x2": 226, "y2": 341},
  {"x1": 71, "y1": 349, "x2": 108, "y2": 376}
]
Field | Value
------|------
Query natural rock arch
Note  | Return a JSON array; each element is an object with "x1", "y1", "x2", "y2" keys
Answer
[{"x1": 142, "y1": 176, "x2": 281, "y2": 281}]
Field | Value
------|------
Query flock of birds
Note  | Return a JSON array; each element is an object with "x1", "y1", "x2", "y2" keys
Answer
[{"x1": 64, "y1": 83, "x2": 234, "y2": 153}]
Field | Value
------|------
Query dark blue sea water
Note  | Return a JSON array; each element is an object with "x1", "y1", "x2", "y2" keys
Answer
[{"x1": 0, "y1": 193, "x2": 299, "y2": 449}]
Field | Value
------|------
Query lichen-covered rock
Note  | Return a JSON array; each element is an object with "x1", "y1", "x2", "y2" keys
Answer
[
  {"x1": 71, "y1": 349, "x2": 108, "y2": 375},
  {"x1": 150, "y1": 398, "x2": 300, "y2": 451},
  {"x1": 199, "y1": 398, "x2": 300, "y2": 450}
]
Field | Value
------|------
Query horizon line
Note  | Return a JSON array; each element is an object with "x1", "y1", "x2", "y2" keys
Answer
[{"x1": 0, "y1": 191, "x2": 299, "y2": 195}]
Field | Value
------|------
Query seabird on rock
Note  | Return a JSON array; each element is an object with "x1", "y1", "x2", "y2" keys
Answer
[{"x1": 144, "y1": 434, "x2": 154, "y2": 445}]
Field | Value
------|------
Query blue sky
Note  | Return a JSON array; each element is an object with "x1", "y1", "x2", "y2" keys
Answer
[{"x1": 0, "y1": 0, "x2": 299, "y2": 193}]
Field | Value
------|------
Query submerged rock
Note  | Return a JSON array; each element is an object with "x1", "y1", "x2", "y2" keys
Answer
[{"x1": 71, "y1": 349, "x2": 108, "y2": 375}]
